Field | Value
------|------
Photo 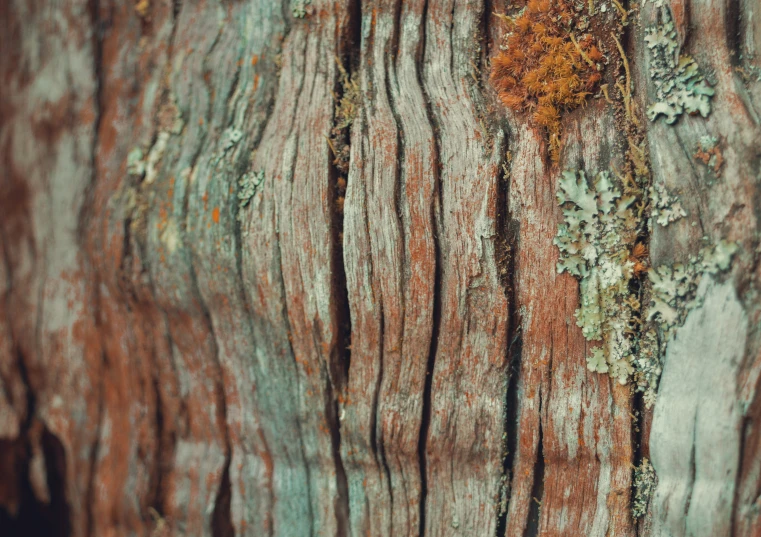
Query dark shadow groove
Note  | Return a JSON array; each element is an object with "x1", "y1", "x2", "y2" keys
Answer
[
  {"x1": 525, "y1": 418, "x2": 545, "y2": 537},
  {"x1": 325, "y1": 0, "x2": 362, "y2": 533},
  {"x1": 211, "y1": 460, "x2": 233, "y2": 537},
  {"x1": 0, "y1": 350, "x2": 71, "y2": 537},
  {"x1": 417, "y1": 0, "x2": 440, "y2": 534}
]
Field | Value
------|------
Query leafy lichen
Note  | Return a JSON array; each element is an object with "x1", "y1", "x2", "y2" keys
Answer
[
  {"x1": 645, "y1": 9, "x2": 714, "y2": 123},
  {"x1": 127, "y1": 147, "x2": 145, "y2": 177},
  {"x1": 291, "y1": 0, "x2": 311, "y2": 18},
  {"x1": 237, "y1": 170, "x2": 264, "y2": 221},
  {"x1": 648, "y1": 240, "x2": 739, "y2": 334},
  {"x1": 554, "y1": 169, "x2": 642, "y2": 383},
  {"x1": 632, "y1": 458, "x2": 656, "y2": 518},
  {"x1": 637, "y1": 235, "x2": 738, "y2": 408},
  {"x1": 649, "y1": 181, "x2": 686, "y2": 227}
]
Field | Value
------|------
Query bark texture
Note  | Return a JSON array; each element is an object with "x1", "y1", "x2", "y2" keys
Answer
[{"x1": 1, "y1": 0, "x2": 760, "y2": 536}]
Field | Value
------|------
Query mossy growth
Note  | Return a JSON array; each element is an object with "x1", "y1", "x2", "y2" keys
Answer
[
  {"x1": 328, "y1": 58, "x2": 359, "y2": 175},
  {"x1": 645, "y1": 8, "x2": 714, "y2": 123},
  {"x1": 490, "y1": 0, "x2": 604, "y2": 161},
  {"x1": 554, "y1": 169, "x2": 644, "y2": 383}
]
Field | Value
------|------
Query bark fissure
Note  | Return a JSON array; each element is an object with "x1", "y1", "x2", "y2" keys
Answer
[
  {"x1": 415, "y1": 2, "x2": 440, "y2": 534},
  {"x1": 4, "y1": 1, "x2": 761, "y2": 535},
  {"x1": 525, "y1": 413, "x2": 545, "y2": 537}
]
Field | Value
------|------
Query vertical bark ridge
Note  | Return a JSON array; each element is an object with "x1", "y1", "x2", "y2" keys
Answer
[
  {"x1": 240, "y1": 2, "x2": 352, "y2": 535},
  {"x1": 341, "y1": 0, "x2": 440, "y2": 534},
  {"x1": 421, "y1": 1, "x2": 510, "y2": 535}
]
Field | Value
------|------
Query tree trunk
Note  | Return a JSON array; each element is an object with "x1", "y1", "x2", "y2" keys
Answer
[{"x1": 1, "y1": 0, "x2": 760, "y2": 536}]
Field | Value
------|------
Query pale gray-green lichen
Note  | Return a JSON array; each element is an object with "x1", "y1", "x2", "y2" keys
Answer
[
  {"x1": 633, "y1": 327, "x2": 661, "y2": 408},
  {"x1": 127, "y1": 148, "x2": 145, "y2": 177},
  {"x1": 645, "y1": 9, "x2": 714, "y2": 123},
  {"x1": 291, "y1": 0, "x2": 311, "y2": 18},
  {"x1": 237, "y1": 170, "x2": 264, "y2": 221},
  {"x1": 649, "y1": 181, "x2": 686, "y2": 227},
  {"x1": 221, "y1": 128, "x2": 243, "y2": 152},
  {"x1": 554, "y1": 169, "x2": 641, "y2": 383},
  {"x1": 648, "y1": 240, "x2": 739, "y2": 334},
  {"x1": 632, "y1": 458, "x2": 656, "y2": 518}
]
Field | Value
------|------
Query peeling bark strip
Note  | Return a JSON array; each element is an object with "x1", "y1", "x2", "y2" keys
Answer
[{"x1": 2, "y1": 1, "x2": 761, "y2": 537}]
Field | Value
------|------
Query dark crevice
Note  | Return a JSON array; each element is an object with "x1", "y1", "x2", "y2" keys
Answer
[
  {"x1": 328, "y1": 0, "x2": 360, "y2": 400},
  {"x1": 417, "y1": 0, "x2": 440, "y2": 535},
  {"x1": 0, "y1": 347, "x2": 71, "y2": 537},
  {"x1": 390, "y1": 0, "x2": 403, "y2": 63},
  {"x1": 725, "y1": 0, "x2": 742, "y2": 63},
  {"x1": 495, "y1": 134, "x2": 520, "y2": 534},
  {"x1": 211, "y1": 462, "x2": 234, "y2": 537},
  {"x1": 497, "y1": 330, "x2": 522, "y2": 536},
  {"x1": 524, "y1": 417, "x2": 545, "y2": 537},
  {"x1": 417, "y1": 272, "x2": 437, "y2": 537},
  {"x1": 0, "y1": 428, "x2": 72, "y2": 537},
  {"x1": 325, "y1": 1, "x2": 362, "y2": 534}
]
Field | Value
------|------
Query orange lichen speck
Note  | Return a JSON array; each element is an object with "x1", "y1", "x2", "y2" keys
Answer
[{"x1": 490, "y1": 0, "x2": 603, "y2": 161}]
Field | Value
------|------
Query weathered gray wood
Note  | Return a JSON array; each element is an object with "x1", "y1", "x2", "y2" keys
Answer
[{"x1": 650, "y1": 278, "x2": 746, "y2": 537}]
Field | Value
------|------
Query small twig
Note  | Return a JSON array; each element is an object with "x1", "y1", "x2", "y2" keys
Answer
[
  {"x1": 600, "y1": 84, "x2": 614, "y2": 104},
  {"x1": 611, "y1": 33, "x2": 630, "y2": 95},
  {"x1": 469, "y1": 59, "x2": 480, "y2": 84},
  {"x1": 611, "y1": 0, "x2": 628, "y2": 25},
  {"x1": 611, "y1": 32, "x2": 640, "y2": 127},
  {"x1": 570, "y1": 33, "x2": 596, "y2": 69},
  {"x1": 325, "y1": 135, "x2": 338, "y2": 158}
]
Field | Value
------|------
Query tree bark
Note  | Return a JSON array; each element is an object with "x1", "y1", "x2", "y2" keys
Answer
[{"x1": 1, "y1": 0, "x2": 760, "y2": 536}]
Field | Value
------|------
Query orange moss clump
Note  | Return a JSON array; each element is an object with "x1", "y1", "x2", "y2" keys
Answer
[{"x1": 490, "y1": 0, "x2": 603, "y2": 161}]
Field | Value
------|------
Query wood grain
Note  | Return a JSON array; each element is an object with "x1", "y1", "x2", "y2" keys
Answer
[{"x1": 2, "y1": 0, "x2": 761, "y2": 536}]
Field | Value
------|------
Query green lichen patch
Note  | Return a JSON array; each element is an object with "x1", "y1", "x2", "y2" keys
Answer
[
  {"x1": 554, "y1": 169, "x2": 642, "y2": 383},
  {"x1": 694, "y1": 135, "x2": 724, "y2": 175},
  {"x1": 649, "y1": 181, "x2": 686, "y2": 227},
  {"x1": 237, "y1": 170, "x2": 264, "y2": 221},
  {"x1": 648, "y1": 240, "x2": 739, "y2": 334},
  {"x1": 127, "y1": 147, "x2": 146, "y2": 177},
  {"x1": 645, "y1": 9, "x2": 714, "y2": 124},
  {"x1": 633, "y1": 327, "x2": 661, "y2": 407},
  {"x1": 632, "y1": 458, "x2": 656, "y2": 518},
  {"x1": 291, "y1": 0, "x2": 311, "y2": 18}
]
